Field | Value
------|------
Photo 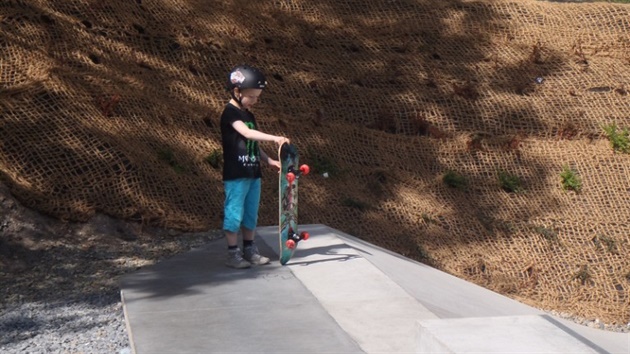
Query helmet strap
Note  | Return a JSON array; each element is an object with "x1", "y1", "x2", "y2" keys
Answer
[{"x1": 230, "y1": 88, "x2": 244, "y2": 108}]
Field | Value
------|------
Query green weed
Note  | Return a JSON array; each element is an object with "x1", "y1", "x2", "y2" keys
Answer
[
  {"x1": 498, "y1": 170, "x2": 523, "y2": 193},
  {"x1": 308, "y1": 150, "x2": 339, "y2": 176},
  {"x1": 497, "y1": 220, "x2": 516, "y2": 235},
  {"x1": 204, "y1": 149, "x2": 222, "y2": 169},
  {"x1": 574, "y1": 265, "x2": 592, "y2": 285},
  {"x1": 443, "y1": 170, "x2": 468, "y2": 190},
  {"x1": 414, "y1": 242, "x2": 433, "y2": 264},
  {"x1": 421, "y1": 213, "x2": 438, "y2": 225},
  {"x1": 475, "y1": 212, "x2": 495, "y2": 233},
  {"x1": 593, "y1": 234, "x2": 618, "y2": 254},
  {"x1": 341, "y1": 197, "x2": 370, "y2": 211},
  {"x1": 158, "y1": 148, "x2": 186, "y2": 173},
  {"x1": 533, "y1": 225, "x2": 558, "y2": 242},
  {"x1": 602, "y1": 123, "x2": 629, "y2": 154},
  {"x1": 366, "y1": 170, "x2": 388, "y2": 197},
  {"x1": 560, "y1": 165, "x2": 582, "y2": 193}
]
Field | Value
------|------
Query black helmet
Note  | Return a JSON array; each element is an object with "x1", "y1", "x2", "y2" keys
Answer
[{"x1": 225, "y1": 65, "x2": 267, "y2": 91}]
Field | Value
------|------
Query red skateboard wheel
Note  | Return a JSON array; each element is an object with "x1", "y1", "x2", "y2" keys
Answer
[
  {"x1": 301, "y1": 231, "x2": 310, "y2": 241},
  {"x1": 300, "y1": 164, "x2": 310, "y2": 175},
  {"x1": 286, "y1": 172, "x2": 296, "y2": 183},
  {"x1": 286, "y1": 239, "x2": 296, "y2": 249}
]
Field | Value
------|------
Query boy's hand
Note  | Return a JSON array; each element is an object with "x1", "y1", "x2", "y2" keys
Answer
[
  {"x1": 275, "y1": 136, "x2": 290, "y2": 146},
  {"x1": 268, "y1": 159, "x2": 281, "y2": 170}
]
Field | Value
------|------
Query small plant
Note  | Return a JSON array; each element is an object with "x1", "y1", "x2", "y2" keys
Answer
[
  {"x1": 341, "y1": 197, "x2": 370, "y2": 211},
  {"x1": 496, "y1": 220, "x2": 516, "y2": 235},
  {"x1": 366, "y1": 170, "x2": 388, "y2": 197},
  {"x1": 602, "y1": 123, "x2": 629, "y2": 154},
  {"x1": 560, "y1": 165, "x2": 582, "y2": 193},
  {"x1": 308, "y1": 150, "x2": 339, "y2": 176},
  {"x1": 466, "y1": 134, "x2": 485, "y2": 152},
  {"x1": 593, "y1": 234, "x2": 618, "y2": 254},
  {"x1": 533, "y1": 225, "x2": 558, "y2": 242},
  {"x1": 574, "y1": 265, "x2": 592, "y2": 285},
  {"x1": 158, "y1": 148, "x2": 185, "y2": 173},
  {"x1": 529, "y1": 41, "x2": 544, "y2": 64},
  {"x1": 421, "y1": 213, "x2": 438, "y2": 225},
  {"x1": 557, "y1": 122, "x2": 579, "y2": 140},
  {"x1": 443, "y1": 170, "x2": 468, "y2": 190},
  {"x1": 204, "y1": 149, "x2": 222, "y2": 169},
  {"x1": 498, "y1": 170, "x2": 523, "y2": 193},
  {"x1": 476, "y1": 212, "x2": 495, "y2": 233},
  {"x1": 415, "y1": 243, "x2": 431, "y2": 262}
]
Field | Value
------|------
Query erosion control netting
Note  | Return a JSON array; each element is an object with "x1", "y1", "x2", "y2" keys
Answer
[{"x1": 1, "y1": 0, "x2": 629, "y2": 324}]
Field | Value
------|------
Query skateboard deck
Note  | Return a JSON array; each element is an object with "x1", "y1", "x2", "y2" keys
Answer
[{"x1": 278, "y1": 142, "x2": 309, "y2": 265}]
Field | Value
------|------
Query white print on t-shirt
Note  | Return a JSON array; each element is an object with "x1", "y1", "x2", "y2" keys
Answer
[{"x1": 238, "y1": 155, "x2": 258, "y2": 164}]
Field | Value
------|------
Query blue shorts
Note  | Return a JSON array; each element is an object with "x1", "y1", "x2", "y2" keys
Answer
[{"x1": 223, "y1": 178, "x2": 261, "y2": 233}]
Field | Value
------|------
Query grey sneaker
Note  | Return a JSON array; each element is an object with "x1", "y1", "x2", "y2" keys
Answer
[
  {"x1": 225, "y1": 248, "x2": 251, "y2": 269},
  {"x1": 243, "y1": 244, "x2": 270, "y2": 265}
]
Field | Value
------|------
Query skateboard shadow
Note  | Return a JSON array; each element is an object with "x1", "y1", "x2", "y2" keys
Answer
[{"x1": 282, "y1": 242, "x2": 371, "y2": 266}]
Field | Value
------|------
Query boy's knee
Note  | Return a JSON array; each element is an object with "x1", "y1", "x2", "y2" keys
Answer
[
  {"x1": 241, "y1": 218, "x2": 257, "y2": 230},
  {"x1": 223, "y1": 218, "x2": 241, "y2": 234}
]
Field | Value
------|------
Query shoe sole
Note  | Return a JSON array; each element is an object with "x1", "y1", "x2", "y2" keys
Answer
[
  {"x1": 246, "y1": 257, "x2": 270, "y2": 265},
  {"x1": 225, "y1": 262, "x2": 251, "y2": 269}
]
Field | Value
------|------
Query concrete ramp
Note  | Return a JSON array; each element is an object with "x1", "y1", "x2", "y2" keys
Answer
[
  {"x1": 119, "y1": 231, "x2": 361, "y2": 353},
  {"x1": 120, "y1": 224, "x2": 629, "y2": 354},
  {"x1": 256, "y1": 224, "x2": 438, "y2": 353},
  {"x1": 417, "y1": 315, "x2": 611, "y2": 354}
]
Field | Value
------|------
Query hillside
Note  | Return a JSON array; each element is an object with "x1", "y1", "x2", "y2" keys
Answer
[{"x1": 1, "y1": 0, "x2": 629, "y2": 325}]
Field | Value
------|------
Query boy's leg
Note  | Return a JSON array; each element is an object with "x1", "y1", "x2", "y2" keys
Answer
[
  {"x1": 242, "y1": 228, "x2": 269, "y2": 265},
  {"x1": 241, "y1": 178, "x2": 261, "y2": 238},
  {"x1": 241, "y1": 178, "x2": 269, "y2": 265},
  {"x1": 225, "y1": 231, "x2": 239, "y2": 248},
  {"x1": 241, "y1": 227, "x2": 256, "y2": 242},
  {"x1": 223, "y1": 179, "x2": 251, "y2": 269}
]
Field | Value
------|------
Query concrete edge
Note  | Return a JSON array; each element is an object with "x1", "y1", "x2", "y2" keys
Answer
[
  {"x1": 541, "y1": 315, "x2": 612, "y2": 354},
  {"x1": 120, "y1": 289, "x2": 137, "y2": 354}
]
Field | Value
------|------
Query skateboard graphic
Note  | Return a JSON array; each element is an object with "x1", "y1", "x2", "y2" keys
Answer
[{"x1": 278, "y1": 142, "x2": 310, "y2": 265}]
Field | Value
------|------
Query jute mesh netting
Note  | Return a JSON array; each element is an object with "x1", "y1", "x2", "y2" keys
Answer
[{"x1": 1, "y1": 0, "x2": 629, "y2": 324}]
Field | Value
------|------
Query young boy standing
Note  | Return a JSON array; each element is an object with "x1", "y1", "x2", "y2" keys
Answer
[{"x1": 220, "y1": 64, "x2": 288, "y2": 268}]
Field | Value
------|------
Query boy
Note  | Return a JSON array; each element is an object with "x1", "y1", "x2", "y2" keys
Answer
[{"x1": 220, "y1": 64, "x2": 288, "y2": 268}]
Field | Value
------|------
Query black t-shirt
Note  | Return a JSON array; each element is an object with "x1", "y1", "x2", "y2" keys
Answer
[{"x1": 220, "y1": 103, "x2": 262, "y2": 181}]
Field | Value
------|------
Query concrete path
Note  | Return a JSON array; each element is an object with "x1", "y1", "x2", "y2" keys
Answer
[{"x1": 120, "y1": 224, "x2": 629, "y2": 353}]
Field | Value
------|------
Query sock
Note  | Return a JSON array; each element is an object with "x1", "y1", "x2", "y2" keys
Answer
[
  {"x1": 243, "y1": 240, "x2": 253, "y2": 248},
  {"x1": 228, "y1": 245, "x2": 238, "y2": 251}
]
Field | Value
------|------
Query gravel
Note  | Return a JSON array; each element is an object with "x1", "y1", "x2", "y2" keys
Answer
[
  {"x1": 1, "y1": 183, "x2": 223, "y2": 353},
  {"x1": 1, "y1": 294, "x2": 129, "y2": 353},
  {"x1": 0, "y1": 222, "x2": 222, "y2": 354},
  {"x1": 545, "y1": 309, "x2": 630, "y2": 333}
]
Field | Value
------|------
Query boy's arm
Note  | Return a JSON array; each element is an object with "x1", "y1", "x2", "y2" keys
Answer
[
  {"x1": 260, "y1": 148, "x2": 281, "y2": 170},
  {"x1": 232, "y1": 121, "x2": 288, "y2": 146}
]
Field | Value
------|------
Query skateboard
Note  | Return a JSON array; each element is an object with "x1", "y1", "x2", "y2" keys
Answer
[{"x1": 278, "y1": 142, "x2": 310, "y2": 265}]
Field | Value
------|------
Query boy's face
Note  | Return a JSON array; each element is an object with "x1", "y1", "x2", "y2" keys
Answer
[{"x1": 236, "y1": 88, "x2": 262, "y2": 109}]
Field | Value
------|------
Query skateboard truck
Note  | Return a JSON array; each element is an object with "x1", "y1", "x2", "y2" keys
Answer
[
  {"x1": 286, "y1": 164, "x2": 310, "y2": 183},
  {"x1": 285, "y1": 229, "x2": 310, "y2": 250}
]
